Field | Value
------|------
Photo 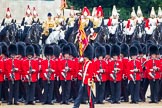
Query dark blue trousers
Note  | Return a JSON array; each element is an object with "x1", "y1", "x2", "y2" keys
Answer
[
  {"x1": 129, "y1": 80, "x2": 140, "y2": 102},
  {"x1": 42, "y1": 80, "x2": 54, "y2": 103},
  {"x1": 61, "y1": 80, "x2": 71, "y2": 103},
  {"x1": 110, "y1": 81, "x2": 121, "y2": 102},
  {"x1": 8, "y1": 80, "x2": 19, "y2": 103}
]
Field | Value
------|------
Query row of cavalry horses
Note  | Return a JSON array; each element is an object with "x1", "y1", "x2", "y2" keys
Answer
[{"x1": 0, "y1": 19, "x2": 162, "y2": 49}]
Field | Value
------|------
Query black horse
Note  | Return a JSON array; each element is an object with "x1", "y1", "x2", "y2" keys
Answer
[
  {"x1": 0, "y1": 23, "x2": 17, "y2": 44},
  {"x1": 108, "y1": 20, "x2": 125, "y2": 44},
  {"x1": 131, "y1": 22, "x2": 146, "y2": 43},
  {"x1": 24, "y1": 23, "x2": 42, "y2": 44},
  {"x1": 90, "y1": 25, "x2": 109, "y2": 44},
  {"x1": 151, "y1": 23, "x2": 162, "y2": 45}
]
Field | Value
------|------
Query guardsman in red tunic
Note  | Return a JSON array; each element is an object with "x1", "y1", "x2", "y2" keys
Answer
[
  {"x1": 137, "y1": 44, "x2": 147, "y2": 102},
  {"x1": 145, "y1": 45, "x2": 161, "y2": 103},
  {"x1": 158, "y1": 45, "x2": 162, "y2": 102},
  {"x1": 128, "y1": 46, "x2": 142, "y2": 104},
  {"x1": 16, "y1": 42, "x2": 26, "y2": 103},
  {"x1": 0, "y1": 47, "x2": 4, "y2": 105},
  {"x1": 68, "y1": 43, "x2": 79, "y2": 102},
  {"x1": 0, "y1": 42, "x2": 8, "y2": 103},
  {"x1": 52, "y1": 45, "x2": 61, "y2": 103},
  {"x1": 109, "y1": 44, "x2": 123, "y2": 104},
  {"x1": 32, "y1": 44, "x2": 43, "y2": 103},
  {"x1": 120, "y1": 43, "x2": 129, "y2": 102},
  {"x1": 94, "y1": 46, "x2": 107, "y2": 104},
  {"x1": 5, "y1": 44, "x2": 21, "y2": 105},
  {"x1": 22, "y1": 45, "x2": 39, "y2": 105},
  {"x1": 1, "y1": 7, "x2": 14, "y2": 26},
  {"x1": 41, "y1": 45, "x2": 56, "y2": 105},
  {"x1": 73, "y1": 44, "x2": 94, "y2": 108},
  {"x1": 104, "y1": 44, "x2": 111, "y2": 100},
  {"x1": 60, "y1": 44, "x2": 74, "y2": 105}
]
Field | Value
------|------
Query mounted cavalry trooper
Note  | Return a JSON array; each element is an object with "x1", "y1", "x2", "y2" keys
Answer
[
  {"x1": 54, "y1": 9, "x2": 65, "y2": 31},
  {"x1": 21, "y1": 5, "x2": 33, "y2": 27},
  {"x1": 80, "y1": 6, "x2": 93, "y2": 36},
  {"x1": 107, "y1": 5, "x2": 119, "y2": 35},
  {"x1": 145, "y1": 7, "x2": 157, "y2": 35},
  {"x1": 136, "y1": 6, "x2": 144, "y2": 24},
  {"x1": 90, "y1": 6, "x2": 104, "y2": 41},
  {"x1": 65, "y1": 6, "x2": 76, "y2": 41},
  {"x1": 126, "y1": 7, "x2": 137, "y2": 36},
  {"x1": 32, "y1": 7, "x2": 40, "y2": 24},
  {"x1": 1, "y1": 8, "x2": 14, "y2": 31},
  {"x1": 157, "y1": 7, "x2": 162, "y2": 23},
  {"x1": 45, "y1": 9, "x2": 65, "y2": 44},
  {"x1": 42, "y1": 13, "x2": 55, "y2": 44},
  {"x1": 1, "y1": 7, "x2": 14, "y2": 26}
]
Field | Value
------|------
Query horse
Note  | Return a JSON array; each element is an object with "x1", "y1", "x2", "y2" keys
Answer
[
  {"x1": 0, "y1": 23, "x2": 17, "y2": 44},
  {"x1": 151, "y1": 23, "x2": 162, "y2": 45},
  {"x1": 108, "y1": 20, "x2": 125, "y2": 44},
  {"x1": 131, "y1": 22, "x2": 146, "y2": 43},
  {"x1": 89, "y1": 25, "x2": 109, "y2": 45},
  {"x1": 65, "y1": 18, "x2": 79, "y2": 43},
  {"x1": 24, "y1": 23, "x2": 42, "y2": 44},
  {"x1": 45, "y1": 28, "x2": 65, "y2": 45}
]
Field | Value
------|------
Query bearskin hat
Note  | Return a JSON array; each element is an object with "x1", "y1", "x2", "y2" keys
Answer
[
  {"x1": 84, "y1": 44, "x2": 93, "y2": 60},
  {"x1": 111, "y1": 44, "x2": 120, "y2": 57},
  {"x1": 95, "y1": 46, "x2": 106, "y2": 58},
  {"x1": 68, "y1": 43, "x2": 78, "y2": 58},
  {"x1": 149, "y1": 45, "x2": 159, "y2": 55},
  {"x1": 8, "y1": 44, "x2": 17, "y2": 56},
  {"x1": 26, "y1": 45, "x2": 35, "y2": 56},
  {"x1": 62, "y1": 44, "x2": 71, "y2": 55},
  {"x1": 44, "y1": 45, "x2": 53, "y2": 56},
  {"x1": 53, "y1": 45, "x2": 61, "y2": 58},
  {"x1": 129, "y1": 45, "x2": 138, "y2": 56},
  {"x1": 16, "y1": 42, "x2": 26, "y2": 57},
  {"x1": 120, "y1": 43, "x2": 129, "y2": 57}
]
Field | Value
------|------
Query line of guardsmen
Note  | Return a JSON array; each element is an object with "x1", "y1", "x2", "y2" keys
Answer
[{"x1": 0, "y1": 39, "x2": 162, "y2": 106}]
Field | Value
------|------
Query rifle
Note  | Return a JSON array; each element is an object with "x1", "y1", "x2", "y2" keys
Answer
[
  {"x1": 46, "y1": 58, "x2": 52, "y2": 84},
  {"x1": 28, "y1": 58, "x2": 33, "y2": 85},
  {"x1": 98, "y1": 60, "x2": 103, "y2": 85},
  {"x1": 62, "y1": 59, "x2": 69, "y2": 81},
  {"x1": 10, "y1": 58, "x2": 16, "y2": 84},
  {"x1": 152, "y1": 59, "x2": 156, "y2": 82},
  {"x1": 113, "y1": 60, "x2": 117, "y2": 83},
  {"x1": 133, "y1": 60, "x2": 137, "y2": 84}
]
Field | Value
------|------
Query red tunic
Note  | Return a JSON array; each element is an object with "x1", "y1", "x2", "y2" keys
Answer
[
  {"x1": 59, "y1": 59, "x2": 75, "y2": 81},
  {"x1": 145, "y1": 59, "x2": 161, "y2": 80},
  {"x1": 94, "y1": 59, "x2": 108, "y2": 82},
  {"x1": 5, "y1": 58, "x2": 21, "y2": 81},
  {"x1": 22, "y1": 58, "x2": 39, "y2": 82},
  {"x1": 109, "y1": 59, "x2": 123, "y2": 82},
  {"x1": 41, "y1": 59, "x2": 57, "y2": 81},
  {"x1": 127, "y1": 59, "x2": 142, "y2": 81},
  {"x1": 0, "y1": 59, "x2": 4, "y2": 82}
]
